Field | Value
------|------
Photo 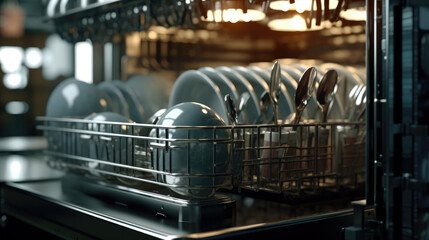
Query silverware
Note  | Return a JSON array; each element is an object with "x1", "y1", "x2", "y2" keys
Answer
[
  {"x1": 258, "y1": 91, "x2": 271, "y2": 123},
  {"x1": 225, "y1": 94, "x2": 238, "y2": 125},
  {"x1": 269, "y1": 61, "x2": 281, "y2": 124},
  {"x1": 237, "y1": 92, "x2": 250, "y2": 121},
  {"x1": 316, "y1": 69, "x2": 338, "y2": 123},
  {"x1": 293, "y1": 66, "x2": 317, "y2": 127}
]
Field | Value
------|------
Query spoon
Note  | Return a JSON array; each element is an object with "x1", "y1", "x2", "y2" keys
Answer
[
  {"x1": 316, "y1": 69, "x2": 338, "y2": 123},
  {"x1": 270, "y1": 61, "x2": 282, "y2": 124},
  {"x1": 293, "y1": 67, "x2": 317, "y2": 127},
  {"x1": 237, "y1": 92, "x2": 251, "y2": 121},
  {"x1": 258, "y1": 91, "x2": 271, "y2": 123},
  {"x1": 225, "y1": 94, "x2": 238, "y2": 125}
]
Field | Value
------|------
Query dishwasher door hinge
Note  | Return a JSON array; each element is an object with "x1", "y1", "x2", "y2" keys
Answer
[
  {"x1": 393, "y1": 124, "x2": 429, "y2": 137},
  {"x1": 391, "y1": 174, "x2": 429, "y2": 193}
]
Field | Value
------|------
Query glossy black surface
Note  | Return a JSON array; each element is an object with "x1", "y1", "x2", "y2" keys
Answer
[{"x1": 2, "y1": 171, "x2": 362, "y2": 239}]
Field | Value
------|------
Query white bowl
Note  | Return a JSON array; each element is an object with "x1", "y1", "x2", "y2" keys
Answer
[
  {"x1": 46, "y1": 78, "x2": 109, "y2": 118},
  {"x1": 150, "y1": 102, "x2": 230, "y2": 198},
  {"x1": 81, "y1": 112, "x2": 134, "y2": 178}
]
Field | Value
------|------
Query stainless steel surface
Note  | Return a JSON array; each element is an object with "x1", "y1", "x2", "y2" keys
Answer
[
  {"x1": 317, "y1": 70, "x2": 339, "y2": 123},
  {"x1": 0, "y1": 0, "x2": 374, "y2": 238},
  {"x1": 0, "y1": 153, "x2": 63, "y2": 183},
  {"x1": 0, "y1": 136, "x2": 48, "y2": 152},
  {"x1": 269, "y1": 62, "x2": 281, "y2": 124},
  {"x1": 237, "y1": 92, "x2": 251, "y2": 122},
  {"x1": 293, "y1": 67, "x2": 318, "y2": 126},
  {"x1": 3, "y1": 179, "x2": 358, "y2": 239},
  {"x1": 225, "y1": 94, "x2": 238, "y2": 125}
]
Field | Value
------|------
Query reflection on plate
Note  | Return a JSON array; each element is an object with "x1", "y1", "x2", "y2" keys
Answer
[
  {"x1": 98, "y1": 81, "x2": 130, "y2": 118},
  {"x1": 46, "y1": 78, "x2": 109, "y2": 118},
  {"x1": 112, "y1": 80, "x2": 145, "y2": 123},
  {"x1": 169, "y1": 70, "x2": 229, "y2": 124},
  {"x1": 215, "y1": 66, "x2": 261, "y2": 124}
]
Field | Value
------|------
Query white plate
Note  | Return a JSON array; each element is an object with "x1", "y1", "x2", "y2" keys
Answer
[
  {"x1": 280, "y1": 66, "x2": 302, "y2": 83},
  {"x1": 98, "y1": 81, "x2": 130, "y2": 118},
  {"x1": 127, "y1": 74, "x2": 172, "y2": 123},
  {"x1": 169, "y1": 70, "x2": 229, "y2": 123},
  {"x1": 215, "y1": 66, "x2": 261, "y2": 124},
  {"x1": 232, "y1": 66, "x2": 268, "y2": 99},
  {"x1": 246, "y1": 66, "x2": 294, "y2": 121},
  {"x1": 345, "y1": 65, "x2": 366, "y2": 84},
  {"x1": 233, "y1": 66, "x2": 271, "y2": 123},
  {"x1": 198, "y1": 67, "x2": 245, "y2": 124},
  {"x1": 112, "y1": 80, "x2": 145, "y2": 123},
  {"x1": 291, "y1": 63, "x2": 309, "y2": 73}
]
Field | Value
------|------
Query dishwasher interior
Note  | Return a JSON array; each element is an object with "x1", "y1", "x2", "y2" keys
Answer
[
  {"x1": 2, "y1": 0, "x2": 376, "y2": 239},
  {"x1": 37, "y1": 0, "x2": 369, "y2": 231}
]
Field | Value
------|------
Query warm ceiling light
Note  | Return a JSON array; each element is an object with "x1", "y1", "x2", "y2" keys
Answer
[
  {"x1": 268, "y1": 14, "x2": 325, "y2": 31},
  {"x1": 270, "y1": 1, "x2": 291, "y2": 12},
  {"x1": 340, "y1": 8, "x2": 366, "y2": 21},
  {"x1": 295, "y1": 0, "x2": 311, "y2": 13},
  {"x1": 270, "y1": 0, "x2": 339, "y2": 13},
  {"x1": 202, "y1": 9, "x2": 265, "y2": 23}
]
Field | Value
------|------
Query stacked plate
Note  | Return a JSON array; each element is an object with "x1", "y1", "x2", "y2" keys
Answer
[
  {"x1": 47, "y1": 62, "x2": 364, "y2": 126},
  {"x1": 97, "y1": 73, "x2": 173, "y2": 124},
  {"x1": 169, "y1": 62, "x2": 366, "y2": 125}
]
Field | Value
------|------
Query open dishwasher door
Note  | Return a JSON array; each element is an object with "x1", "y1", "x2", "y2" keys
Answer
[{"x1": 350, "y1": 0, "x2": 429, "y2": 239}]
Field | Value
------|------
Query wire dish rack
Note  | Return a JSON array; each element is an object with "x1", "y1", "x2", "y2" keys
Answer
[{"x1": 36, "y1": 116, "x2": 365, "y2": 200}]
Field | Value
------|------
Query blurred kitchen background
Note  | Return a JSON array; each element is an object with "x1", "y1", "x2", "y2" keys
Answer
[{"x1": 0, "y1": 0, "x2": 365, "y2": 137}]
